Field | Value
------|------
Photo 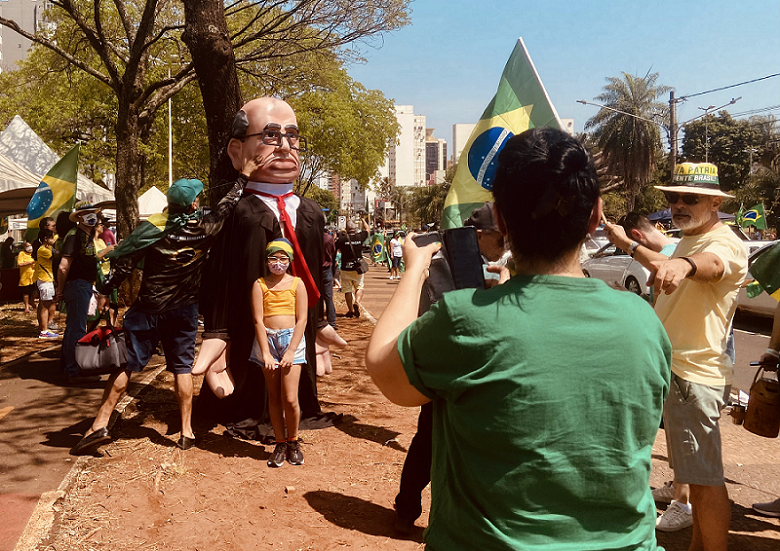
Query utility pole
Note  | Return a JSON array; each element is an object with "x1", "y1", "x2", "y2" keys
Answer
[{"x1": 669, "y1": 91, "x2": 678, "y2": 179}]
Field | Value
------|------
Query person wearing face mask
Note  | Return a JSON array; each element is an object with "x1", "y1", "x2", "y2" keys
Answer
[
  {"x1": 70, "y1": 176, "x2": 246, "y2": 455},
  {"x1": 250, "y1": 239, "x2": 308, "y2": 467},
  {"x1": 17, "y1": 241, "x2": 37, "y2": 314},
  {"x1": 57, "y1": 202, "x2": 102, "y2": 380}
]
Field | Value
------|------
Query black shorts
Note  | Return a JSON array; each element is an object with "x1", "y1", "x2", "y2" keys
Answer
[
  {"x1": 20, "y1": 283, "x2": 36, "y2": 296},
  {"x1": 123, "y1": 302, "x2": 198, "y2": 375}
]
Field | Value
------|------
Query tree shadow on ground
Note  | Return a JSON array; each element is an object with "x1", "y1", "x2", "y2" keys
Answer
[
  {"x1": 656, "y1": 502, "x2": 780, "y2": 551},
  {"x1": 334, "y1": 415, "x2": 407, "y2": 452},
  {"x1": 303, "y1": 490, "x2": 424, "y2": 543}
]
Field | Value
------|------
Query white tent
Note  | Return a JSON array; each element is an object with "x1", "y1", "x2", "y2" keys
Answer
[
  {"x1": 0, "y1": 115, "x2": 113, "y2": 204},
  {"x1": 0, "y1": 153, "x2": 43, "y2": 218},
  {"x1": 138, "y1": 186, "x2": 167, "y2": 217}
]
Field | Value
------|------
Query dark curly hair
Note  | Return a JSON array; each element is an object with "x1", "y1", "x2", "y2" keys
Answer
[{"x1": 491, "y1": 127, "x2": 599, "y2": 262}]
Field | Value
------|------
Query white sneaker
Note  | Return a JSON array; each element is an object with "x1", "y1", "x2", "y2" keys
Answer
[
  {"x1": 651, "y1": 481, "x2": 676, "y2": 504},
  {"x1": 656, "y1": 500, "x2": 693, "y2": 532},
  {"x1": 752, "y1": 498, "x2": 780, "y2": 518}
]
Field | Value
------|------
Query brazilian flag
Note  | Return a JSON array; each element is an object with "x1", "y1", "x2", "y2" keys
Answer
[
  {"x1": 26, "y1": 144, "x2": 80, "y2": 240},
  {"x1": 741, "y1": 204, "x2": 766, "y2": 230},
  {"x1": 441, "y1": 38, "x2": 562, "y2": 229},
  {"x1": 746, "y1": 242, "x2": 780, "y2": 300},
  {"x1": 107, "y1": 211, "x2": 200, "y2": 260},
  {"x1": 371, "y1": 233, "x2": 385, "y2": 263}
]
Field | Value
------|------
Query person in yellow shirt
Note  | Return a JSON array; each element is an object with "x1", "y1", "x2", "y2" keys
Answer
[
  {"x1": 35, "y1": 229, "x2": 59, "y2": 339},
  {"x1": 17, "y1": 241, "x2": 36, "y2": 314},
  {"x1": 651, "y1": 163, "x2": 747, "y2": 551}
]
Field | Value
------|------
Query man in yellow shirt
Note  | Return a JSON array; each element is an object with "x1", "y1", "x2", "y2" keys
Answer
[
  {"x1": 17, "y1": 241, "x2": 36, "y2": 314},
  {"x1": 35, "y1": 229, "x2": 59, "y2": 339},
  {"x1": 651, "y1": 163, "x2": 747, "y2": 551}
]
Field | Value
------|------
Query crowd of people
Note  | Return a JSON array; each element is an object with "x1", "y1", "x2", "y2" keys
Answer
[
  {"x1": 3, "y1": 97, "x2": 778, "y2": 550},
  {"x1": 3, "y1": 211, "x2": 115, "y2": 343}
]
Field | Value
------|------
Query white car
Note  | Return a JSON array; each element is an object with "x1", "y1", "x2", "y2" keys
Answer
[
  {"x1": 582, "y1": 243, "x2": 651, "y2": 297},
  {"x1": 737, "y1": 241, "x2": 779, "y2": 318}
]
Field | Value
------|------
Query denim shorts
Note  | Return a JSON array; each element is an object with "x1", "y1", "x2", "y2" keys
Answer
[
  {"x1": 123, "y1": 302, "x2": 199, "y2": 375},
  {"x1": 250, "y1": 327, "x2": 306, "y2": 367},
  {"x1": 663, "y1": 373, "x2": 731, "y2": 486}
]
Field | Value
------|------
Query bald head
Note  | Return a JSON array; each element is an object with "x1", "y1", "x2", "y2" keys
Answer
[{"x1": 228, "y1": 96, "x2": 301, "y2": 184}]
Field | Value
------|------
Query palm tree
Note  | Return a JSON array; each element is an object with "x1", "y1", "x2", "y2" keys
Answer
[{"x1": 585, "y1": 72, "x2": 671, "y2": 210}]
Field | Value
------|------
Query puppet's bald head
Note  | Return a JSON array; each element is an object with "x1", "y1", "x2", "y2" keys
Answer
[{"x1": 228, "y1": 97, "x2": 301, "y2": 184}]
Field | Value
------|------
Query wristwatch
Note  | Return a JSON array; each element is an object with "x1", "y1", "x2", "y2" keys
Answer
[{"x1": 628, "y1": 241, "x2": 640, "y2": 257}]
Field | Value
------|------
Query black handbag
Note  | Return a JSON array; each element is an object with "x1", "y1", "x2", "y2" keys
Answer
[
  {"x1": 75, "y1": 309, "x2": 128, "y2": 376},
  {"x1": 348, "y1": 239, "x2": 369, "y2": 274}
]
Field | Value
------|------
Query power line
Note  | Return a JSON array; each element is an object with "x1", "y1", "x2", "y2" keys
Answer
[{"x1": 678, "y1": 73, "x2": 780, "y2": 101}]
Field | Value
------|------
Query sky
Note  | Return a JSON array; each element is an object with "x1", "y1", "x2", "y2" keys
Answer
[{"x1": 347, "y1": 0, "x2": 780, "y2": 150}]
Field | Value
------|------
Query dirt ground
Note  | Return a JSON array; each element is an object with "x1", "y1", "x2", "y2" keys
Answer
[
  {"x1": 0, "y1": 303, "x2": 67, "y2": 364},
  {"x1": 4, "y1": 290, "x2": 779, "y2": 550},
  {"x1": 37, "y1": 296, "x2": 429, "y2": 551}
]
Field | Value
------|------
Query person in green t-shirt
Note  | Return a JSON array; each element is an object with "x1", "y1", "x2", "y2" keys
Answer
[{"x1": 366, "y1": 127, "x2": 671, "y2": 551}]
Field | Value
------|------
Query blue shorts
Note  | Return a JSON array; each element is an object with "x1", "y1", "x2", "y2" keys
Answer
[
  {"x1": 392, "y1": 256, "x2": 402, "y2": 268},
  {"x1": 250, "y1": 327, "x2": 306, "y2": 367},
  {"x1": 123, "y1": 302, "x2": 198, "y2": 375}
]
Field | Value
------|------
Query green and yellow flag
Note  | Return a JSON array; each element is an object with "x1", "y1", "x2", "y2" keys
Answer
[
  {"x1": 26, "y1": 144, "x2": 80, "y2": 240},
  {"x1": 441, "y1": 38, "x2": 562, "y2": 229},
  {"x1": 371, "y1": 233, "x2": 385, "y2": 263},
  {"x1": 107, "y1": 210, "x2": 201, "y2": 260},
  {"x1": 745, "y1": 242, "x2": 780, "y2": 300},
  {"x1": 740, "y1": 204, "x2": 766, "y2": 230}
]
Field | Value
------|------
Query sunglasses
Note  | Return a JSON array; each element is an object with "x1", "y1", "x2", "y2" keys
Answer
[{"x1": 664, "y1": 192, "x2": 701, "y2": 206}]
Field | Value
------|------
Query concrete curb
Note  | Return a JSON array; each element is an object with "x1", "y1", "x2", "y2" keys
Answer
[{"x1": 13, "y1": 364, "x2": 167, "y2": 551}]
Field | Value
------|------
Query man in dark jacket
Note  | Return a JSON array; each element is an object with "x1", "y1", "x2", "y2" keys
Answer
[{"x1": 70, "y1": 176, "x2": 245, "y2": 455}]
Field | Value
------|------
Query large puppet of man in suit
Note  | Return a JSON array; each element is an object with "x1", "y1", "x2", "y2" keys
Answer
[{"x1": 197, "y1": 97, "x2": 337, "y2": 438}]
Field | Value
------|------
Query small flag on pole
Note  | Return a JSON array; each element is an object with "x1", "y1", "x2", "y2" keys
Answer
[
  {"x1": 441, "y1": 38, "x2": 562, "y2": 229},
  {"x1": 26, "y1": 144, "x2": 80, "y2": 240},
  {"x1": 740, "y1": 204, "x2": 766, "y2": 230}
]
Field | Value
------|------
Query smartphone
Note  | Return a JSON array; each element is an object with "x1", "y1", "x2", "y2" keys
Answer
[
  {"x1": 411, "y1": 232, "x2": 441, "y2": 247},
  {"x1": 442, "y1": 227, "x2": 485, "y2": 290}
]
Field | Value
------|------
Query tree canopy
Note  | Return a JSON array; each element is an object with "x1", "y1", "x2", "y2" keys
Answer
[{"x1": 585, "y1": 71, "x2": 671, "y2": 211}]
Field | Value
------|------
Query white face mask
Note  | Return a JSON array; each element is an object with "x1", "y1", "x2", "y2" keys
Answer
[
  {"x1": 82, "y1": 213, "x2": 98, "y2": 227},
  {"x1": 25, "y1": 246, "x2": 33, "y2": 253},
  {"x1": 268, "y1": 261, "x2": 289, "y2": 275}
]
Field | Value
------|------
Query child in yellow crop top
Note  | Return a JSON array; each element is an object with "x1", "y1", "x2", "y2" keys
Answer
[{"x1": 251, "y1": 239, "x2": 308, "y2": 468}]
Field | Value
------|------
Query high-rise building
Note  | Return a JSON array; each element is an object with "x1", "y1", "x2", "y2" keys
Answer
[
  {"x1": 425, "y1": 128, "x2": 448, "y2": 185},
  {"x1": 0, "y1": 0, "x2": 52, "y2": 72},
  {"x1": 384, "y1": 105, "x2": 427, "y2": 188},
  {"x1": 451, "y1": 123, "x2": 476, "y2": 165}
]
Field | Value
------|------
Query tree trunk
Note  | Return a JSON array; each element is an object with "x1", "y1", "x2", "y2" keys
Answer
[
  {"x1": 182, "y1": 0, "x2": 242, "y2": 204},
  {"x1": 114, "y1": 103, "x2": 144, "y2": 240}
]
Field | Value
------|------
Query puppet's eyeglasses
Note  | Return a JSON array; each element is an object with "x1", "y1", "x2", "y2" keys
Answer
[{"x1": 242, "y1": 129, "x2": 307, "y2": 151}]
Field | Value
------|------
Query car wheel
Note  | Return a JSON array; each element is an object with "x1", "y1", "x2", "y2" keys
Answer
[
  {"x1": 582, "y1": 270, "x2": 590, "y2": 277},
  {"x1": 625, "y1": 276, "x2": 641, "y2": 295}
]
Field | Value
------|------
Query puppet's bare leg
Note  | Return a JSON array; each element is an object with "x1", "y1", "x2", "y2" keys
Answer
[
  {"x1": 315, "y1": 340, "x2": 333, "y2": 376},
  {"x1": 316, "y1": 325, "x2": 347, "y2": 349},
  {"x1": 205, "y1": 368, "x2": 235, "y2": 398},
  {"x1": 192, "y1": 338, "x2": 227, "y2": 375}
]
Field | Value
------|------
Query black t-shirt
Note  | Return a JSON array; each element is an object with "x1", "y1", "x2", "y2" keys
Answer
[
  {"x1": 335, "y1": 230, "x2": 368, "y2": 270},
  {"x1": 61, "y1": 228, "x2": 98, "y2": 283}
]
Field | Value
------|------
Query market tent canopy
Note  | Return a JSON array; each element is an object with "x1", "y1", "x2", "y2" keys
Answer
[
  {"x1": 0, "y1": 115, "x2": 113, "y2": 203},
  {"x1": 138, "y1": 186, "x2": 167, "y2": 217},
  {"x1": 93, "y1": 186, "x2": 168, "y2": 219},
  {"x1": 647, "y1": 208, "x2": 735, "y2": 222},
  {"x1": 0, "y1": 153, "x2": 45, "y2": 218}
]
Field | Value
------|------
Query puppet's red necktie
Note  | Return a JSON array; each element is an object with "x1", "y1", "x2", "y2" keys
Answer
[{"x1": 246, "y1": 189, "x2": 320, "y2": 308}]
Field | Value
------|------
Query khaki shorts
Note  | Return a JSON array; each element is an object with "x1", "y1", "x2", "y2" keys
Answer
[
  {"x1": 341, "y1": 269, "x2": 364, "y2": 293},
  {"x1": 663, "y1": 373, "x2": 730, "y2": 486}
]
